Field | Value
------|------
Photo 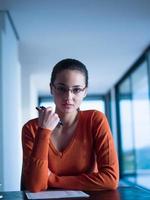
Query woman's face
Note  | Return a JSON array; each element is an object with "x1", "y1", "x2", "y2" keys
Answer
[{"x1": 51, "y1": 69, "x2": 87, "y2": 114}]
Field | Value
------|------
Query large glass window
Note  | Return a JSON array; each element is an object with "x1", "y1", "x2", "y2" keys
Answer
[
  {"x1": 39, "y1": 96, "x2": 105, "y2": 114},
  {"x1": 80, "y1": 96, "x2": 105, "y2": 113},
  {"x1": 131, "y1": 61, "x2": 150, "y2": 172},
  {"x1": 117, "y1": 49, "x2": 150, "y2": 182},
  {"x1": 119, "y1": 78, "x2": 135, "y2": 174}
]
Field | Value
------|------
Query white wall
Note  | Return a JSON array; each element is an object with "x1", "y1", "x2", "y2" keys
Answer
[
  {"x1": 21, "y1": 70, "x2": 39, "y2": 124},
  {"x1": 0, "y1": 11, "x2": 22, "y2": 191},
  {"x1": 30, "y1": 74, "x2": 39, "y2": 119},
  {"x1": 0, "y1": 12, "x2": 4, "y2": 191},
  {"x1": 21, "y1": 68, "x2": 31, "y2": 124}
]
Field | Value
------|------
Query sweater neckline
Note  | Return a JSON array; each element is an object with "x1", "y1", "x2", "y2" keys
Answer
[{"x1": 49, "y1": 111, "x2": 82, "y2": 157}]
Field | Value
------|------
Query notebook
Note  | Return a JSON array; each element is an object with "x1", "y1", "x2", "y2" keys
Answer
[{"x1": 26, "y1": 190, "x2": 90, "y2": 199}]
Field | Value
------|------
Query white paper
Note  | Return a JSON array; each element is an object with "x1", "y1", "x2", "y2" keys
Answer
[{"x1": 26, "y1": 190, "x2": 89, "y2": 199}]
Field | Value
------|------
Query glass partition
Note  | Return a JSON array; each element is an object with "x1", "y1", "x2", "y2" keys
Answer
[
  {"x1": 131, "y1": 61, "x2": 150, "y2": 172},
  {"x1": 116, "y1": 48, "x2": 150, "y2": 181},
  {"x1": 39, "y1": 95, "x2": 105, "y2": 114},
  {"x1": 118, "y1": 78, "x2": 136, "y2": 174}
]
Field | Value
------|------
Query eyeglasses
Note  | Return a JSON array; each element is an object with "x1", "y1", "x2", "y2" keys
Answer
[{"x1": 52, "y1": 84, "x2": 86, "y2": 95}]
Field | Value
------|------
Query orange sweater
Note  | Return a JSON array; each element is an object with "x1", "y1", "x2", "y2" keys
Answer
[{"x1": 22, "y1": 110, "x2": 119, "y2": 192}]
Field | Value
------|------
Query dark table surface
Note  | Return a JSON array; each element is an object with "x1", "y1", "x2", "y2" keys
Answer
[{"x1": 1, "y1": 186, "x2": 150, "y2": 200}]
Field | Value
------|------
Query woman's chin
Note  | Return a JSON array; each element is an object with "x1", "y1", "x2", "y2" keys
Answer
[{"x1": 61, "y1": 106, "x2": 76, "y2": 113}]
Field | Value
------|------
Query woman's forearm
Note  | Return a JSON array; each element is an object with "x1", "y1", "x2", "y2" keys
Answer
[{"x1": 22, "y1": 127, "x2": 51, "y2": 192}]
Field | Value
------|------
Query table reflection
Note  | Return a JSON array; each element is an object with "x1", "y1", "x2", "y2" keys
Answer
[
  {"x1": 0, "y1": 183, "x2": 3, "y2": 199},
  {"x1": 87, "y1": 189, "x2": 120, "y2": 200}
]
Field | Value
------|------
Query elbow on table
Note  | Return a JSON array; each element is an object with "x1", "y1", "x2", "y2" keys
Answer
[
  {"x1": 97, "y1": 173, "x2": 119, "y2": 190},
  {"x1": 105, "y1": 166, "x2": 119, "y2": 190},
  {"x1": 105, "y1": 176, "x2": 119, "y2": 190},
  {"x1": 108, "y1": 179, "x2": 119, "y2": 190},
  {"x1": 97, "y1": 180, "x2": 118, "y2": 191},
  {"x1": 28, "y1": 187, "x2": 42, "y2": 193},
  {"x1": 25, "y1": 182, "x2": 48, "y2": 193}
]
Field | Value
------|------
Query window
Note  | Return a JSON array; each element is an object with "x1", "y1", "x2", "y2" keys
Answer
[
  {"x1": 131, "y1": 62, "x2": 150, "y2": 172},
  {"x1": 80, "y1": 96, "x2": 105, "y2": 113},
  {"x1": 118, "y1": 78, "x2": 136, "y2": 174},
  {"x1": 116, "y1": 47, "x2": 150, "y2": 189},
  {"x1": 39, "y1": 96, "x2": 105, "y2": 114}
]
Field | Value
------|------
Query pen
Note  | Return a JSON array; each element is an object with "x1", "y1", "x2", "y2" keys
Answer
[
  {"x1": 35, "y1": 106, "x2": 45, "y2": 111},
  {"x1": 57, "y1": 120, "x2": 63, "y2": 126}
]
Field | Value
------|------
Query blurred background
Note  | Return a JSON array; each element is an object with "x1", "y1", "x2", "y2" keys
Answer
[{"x1": 0, "y1": 0, "x2": 150, "y2": 191}]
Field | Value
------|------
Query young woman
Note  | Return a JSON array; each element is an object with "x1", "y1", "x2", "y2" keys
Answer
[{"x1": 21, "y1": 58, "x2": 119, "y2": 192}]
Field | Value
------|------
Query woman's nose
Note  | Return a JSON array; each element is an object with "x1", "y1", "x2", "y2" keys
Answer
[{"x1": 64, "y1": 90, "x2": 74, "y2": 100}]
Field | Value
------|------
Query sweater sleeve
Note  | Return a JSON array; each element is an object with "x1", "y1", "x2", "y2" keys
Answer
[
  {"x1": 48, "y1": 112, "x2": 119, "y2": 191},
  {"x1": 22, "y1": 122, "x2": 51, "y2": 192}
]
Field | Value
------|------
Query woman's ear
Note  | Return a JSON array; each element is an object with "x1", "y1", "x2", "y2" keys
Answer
[{"x1": 50, "y1": 83, "x2": 53, "y2": 95}]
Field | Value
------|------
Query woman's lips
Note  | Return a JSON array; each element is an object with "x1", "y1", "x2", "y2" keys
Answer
[{"x1": 62, "y1": 103, "x2": 74, "y2": 108}]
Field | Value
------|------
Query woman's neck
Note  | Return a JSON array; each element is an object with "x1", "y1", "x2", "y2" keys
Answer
[{"x1": 56, "y1": 109, "x2": 79, "y2": 128}]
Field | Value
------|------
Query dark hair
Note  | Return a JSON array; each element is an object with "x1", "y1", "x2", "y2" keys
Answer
[{"x1": 50, "y1": 58, "x2": 88, "y2": 87}]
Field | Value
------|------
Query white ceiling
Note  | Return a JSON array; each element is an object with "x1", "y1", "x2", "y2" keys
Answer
[{"x1": 1, "y1": 0, "x2": 150, "y2": 94}]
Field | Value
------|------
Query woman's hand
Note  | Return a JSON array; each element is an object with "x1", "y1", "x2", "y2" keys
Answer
[{"x1": 36, "y1": 106, "x2": 60, "y2": 131}]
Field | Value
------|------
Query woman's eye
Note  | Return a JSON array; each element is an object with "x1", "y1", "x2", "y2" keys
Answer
[
  {"x1": 57, "y1": 87, "x2": 66, "y2": 92},
  {"x1": 73, "y1": 88, "x2": 81, "y2": 94}
]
